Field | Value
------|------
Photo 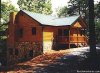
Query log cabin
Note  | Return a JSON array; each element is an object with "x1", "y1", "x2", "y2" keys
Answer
[{"x1": 7, "y1": 10, "x2": 88, "y2": 64}]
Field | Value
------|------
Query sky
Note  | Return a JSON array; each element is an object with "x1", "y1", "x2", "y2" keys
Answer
[
  {"x1": 2, "y1": 0, "x2": 100, "y2": 9},
  {"x1": 2, "y1": 0, "x2": 100, "y2": 15},
  {"x1": 2, "y1": 0, "x2": 70, "y2": 9}
]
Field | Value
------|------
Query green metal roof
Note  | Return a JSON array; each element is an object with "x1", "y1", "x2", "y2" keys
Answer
[{"x1": 22, "y1": 10, "x2": 80, "y2": 26}]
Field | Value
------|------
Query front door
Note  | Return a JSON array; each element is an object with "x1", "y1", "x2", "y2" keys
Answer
[{"x1": 43, "y1": 32, "x2": 54, "y2": 52}]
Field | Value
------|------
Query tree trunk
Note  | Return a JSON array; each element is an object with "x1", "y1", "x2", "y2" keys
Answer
[{"x1": 88, "y1": 0, "x2": 96, "y2": 57}]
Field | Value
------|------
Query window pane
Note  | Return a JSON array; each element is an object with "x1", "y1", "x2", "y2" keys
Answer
[
  {"x1": 18, "y1": 28, "x2": 23, "y2": 37},
  {"x1": 63, "y1": 29, "x2": 69, "y2": 36},
  {"x1": 32, "y1": 27, "x2": 36, "y2": 35}
]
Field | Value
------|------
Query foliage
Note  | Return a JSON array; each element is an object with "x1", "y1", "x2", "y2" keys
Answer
[
  {"x1": 94, "y1": 2, "x2": 100, "y2": 44},
  {"x1": 95, "y1": 21, "x2": 100, "y2": 43},
  {"x1": 56, "y1": 6, "x2": 68, "y2": 17},
  {"x1": 68, "y1": 0, "x2": 88, "y2": 19},
  {"x1": 1, "y1": 1, "x2": 18, "y2": 23},
  {"x1": 1, "y1": 1, "x2": 18, "y2": 34},
  {"x1": 67, "y1": 0, "x2": 100, "y2": 21},
  {"x1": 17, "y1": 0, "x2": 52, "y2": 15},
  {"x1": 0, "y1": 1, "x2": 17, "y2": 50},
  {"x1": 94, "y1": 2, "x2": 100, "y2": 20}
]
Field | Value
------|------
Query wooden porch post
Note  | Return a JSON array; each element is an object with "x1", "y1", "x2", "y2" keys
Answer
[
  {"x1": 68, "y1": 27, "x2": 70, "y2": 49},
  {"x1": 77, "y1": 27, "x2": 78, "y2": 47},
  {"x1": 83, "y1": 28, "x2": 85, "y2": 46}
]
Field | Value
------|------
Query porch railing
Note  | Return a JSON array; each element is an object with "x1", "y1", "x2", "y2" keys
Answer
[{"x1": 56, "y1": 36, "x2": 88, "y2": 44}]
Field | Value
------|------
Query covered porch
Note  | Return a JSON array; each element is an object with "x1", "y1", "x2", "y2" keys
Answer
[{"x1": 43, "y1": 26, "x2": 88, "y2": 52}]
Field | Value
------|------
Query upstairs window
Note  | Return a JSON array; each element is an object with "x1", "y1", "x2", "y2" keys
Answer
[{"x1": 32, "y1": 27, "x2": 36, "y2": 35}]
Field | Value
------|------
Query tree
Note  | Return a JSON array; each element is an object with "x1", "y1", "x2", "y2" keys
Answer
[
  {"x1": 17, "y1": 0, "x2": 52, "y2": 15},
  {"x1": 56, "y1": 6, "x2": 68, "y2": 17},
  {"x1": 95, "y1": 2, "x2": 100, "y2": 43},
  {"x1": 1, "y1": 1, "x2": 18, "y2": 24},
  {"x1": 94, "y1": 2, "x2": 100, "y2": 19},
  {"x1": 0, "y1": 1, "x2": 18, "y2": 43},
  {"x1": 1, "y1": 1, "x2": 18, "y2": 35},
  {"x1": 88, "y1": 0, "x2": 96, "y2": 57},
  {"x1": 68, "y1": 0, "x2": 88, "y2": 20},
  {"x1": 95, "y1": 21, "x2": 100, "y2": 43}
]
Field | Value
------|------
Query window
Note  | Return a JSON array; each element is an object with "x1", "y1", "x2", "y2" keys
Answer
[
  {"x1": 9, "y1": 48, "x2": 13, "y2": 55},
  {"x1": 32, "y1": 27, "x2": 36, "y2": 35},
  {"x1": 58, "y1": 29, "x2": 69, "y2": 36},
  {"x1": 15, "y1": 49, "x2": 18, "y2": 56},
  {"x1": 18, "y1": 28, "x2": 23, "y2": 37},
  {"x1": 63, "y1": 29, "x2": 69, "y2": 36},
  {"x1": 58, "y1": 29, "x2": 62, "y2": 36}
]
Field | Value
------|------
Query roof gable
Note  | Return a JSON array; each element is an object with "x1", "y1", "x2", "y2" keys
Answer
[
  {"x1": 21, "y1": 10, "x2": 81, "y2": 26},
  {"x1": 73, "y1": 22, "x2": 82, "y2": 27}
]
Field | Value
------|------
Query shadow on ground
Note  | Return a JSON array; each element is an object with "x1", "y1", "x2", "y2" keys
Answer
[
  {"x1": 0, "y1": 65, "x2": 33, "y2": 72},
  {"x1": 0, "y1": 47, "x2": 100, "y2": 73},
  {"x1": 33, "y1": 49, "x2": 100, "y2": 73}
]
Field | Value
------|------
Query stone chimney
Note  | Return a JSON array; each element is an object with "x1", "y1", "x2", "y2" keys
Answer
[
  {"x1": 9, "y1": 12, "x2": 17, "y2": 24},
  {"x1": 7, "y1": 12, "x2": 17, "y2": 48}
]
